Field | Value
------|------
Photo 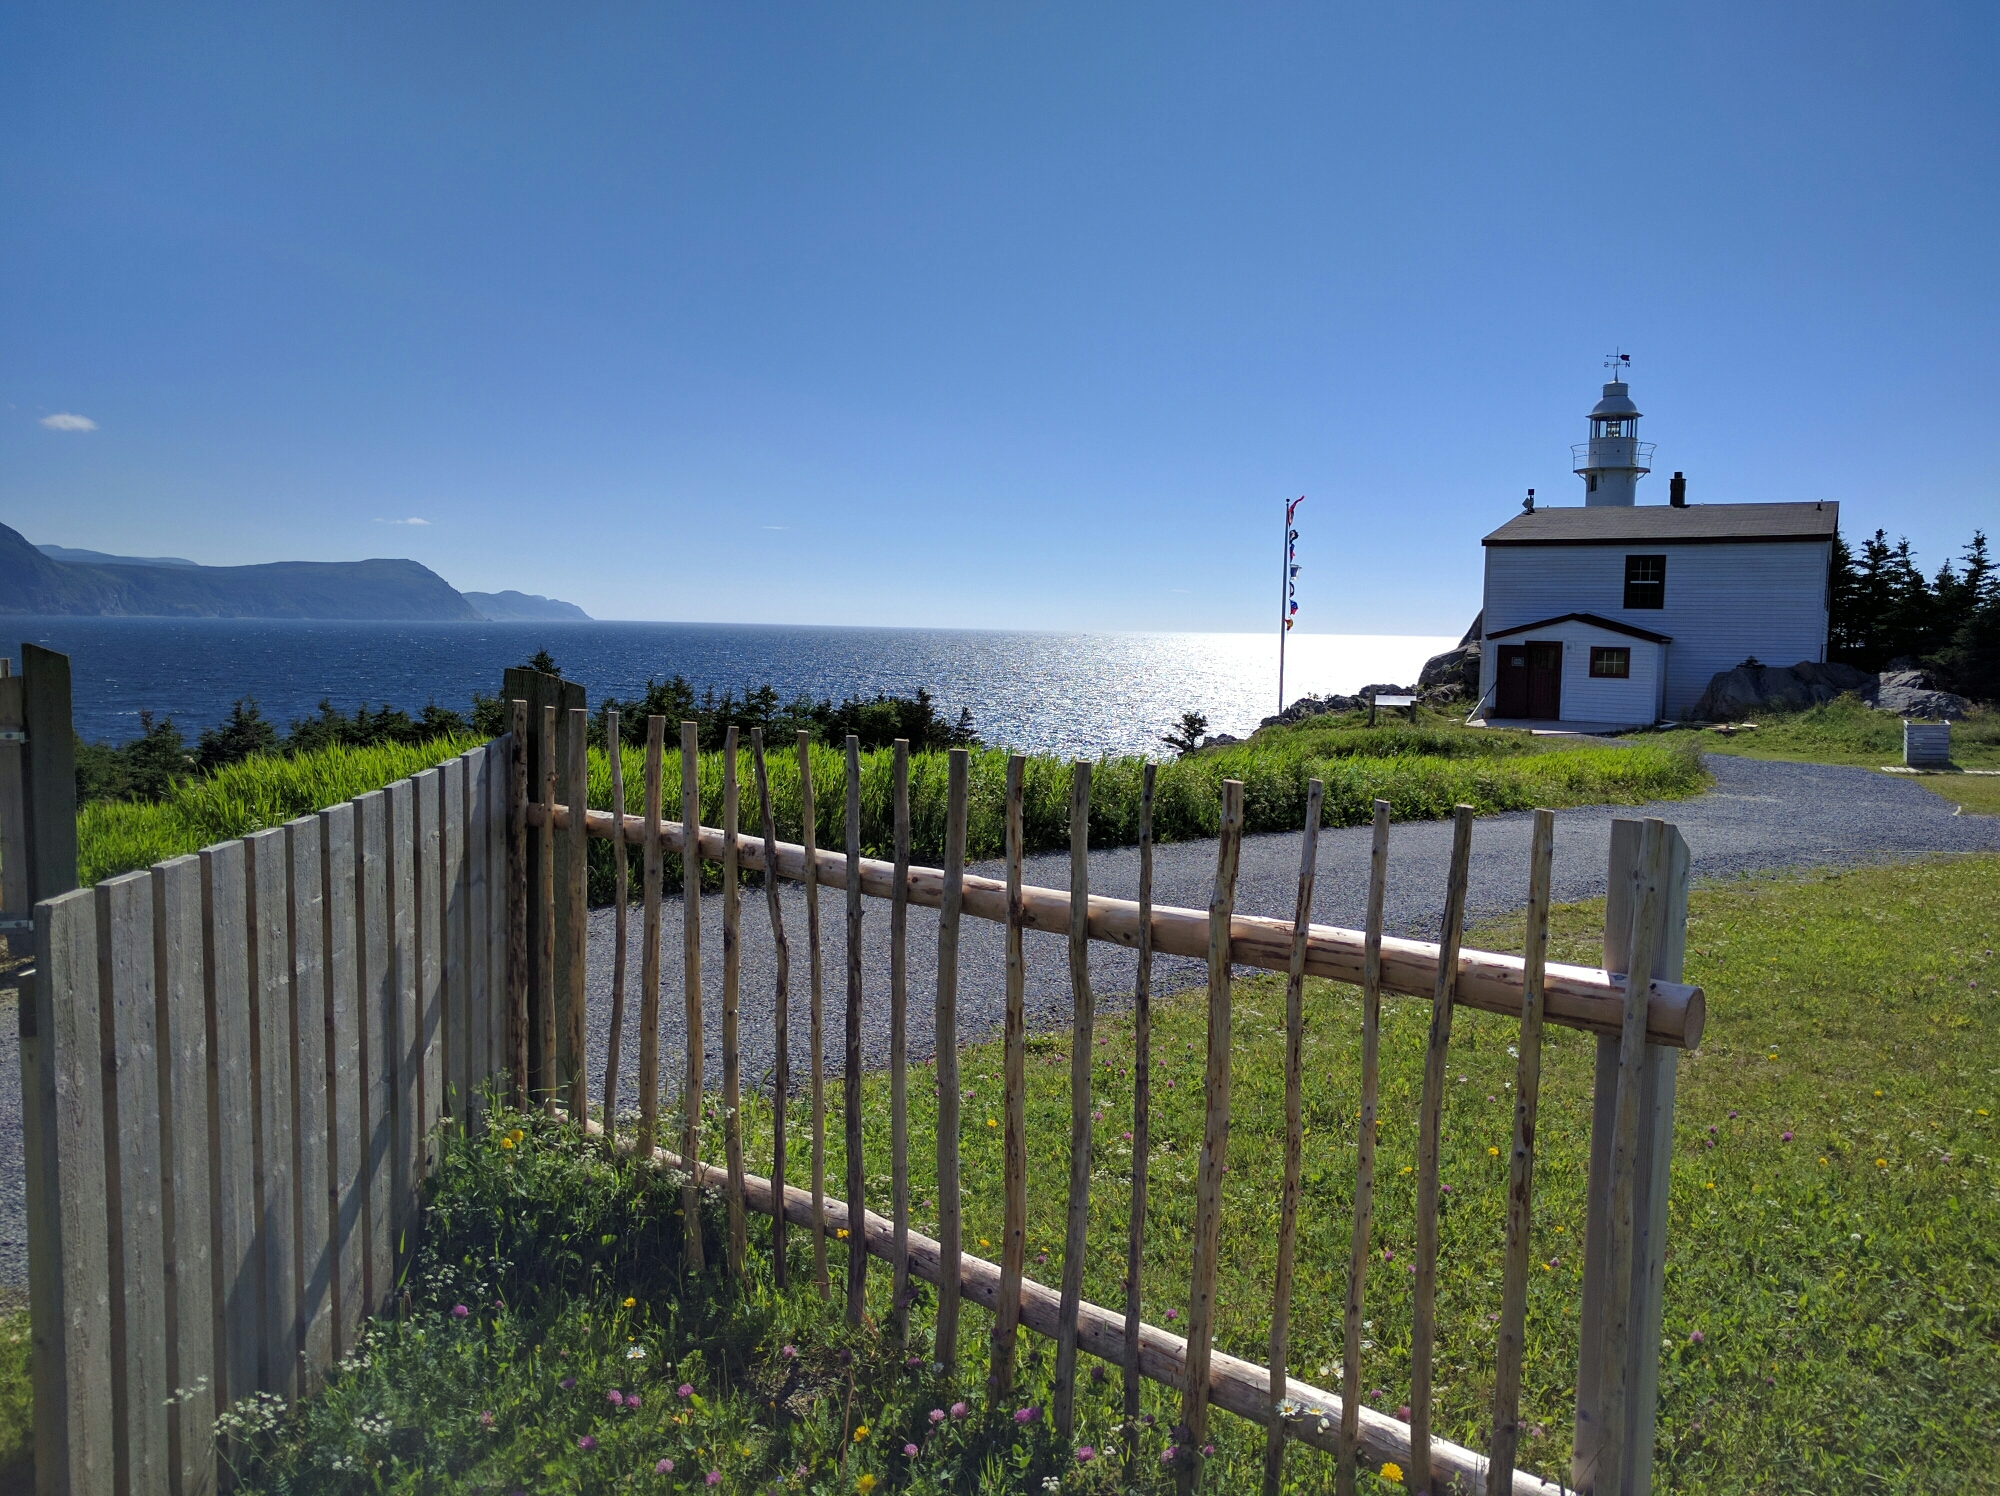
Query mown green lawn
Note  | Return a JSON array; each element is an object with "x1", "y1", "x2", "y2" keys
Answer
[
  {"x1": 759, "y1": 852, "x2": 2000, "y2": 1492},
  {"x1": 1652, "y1": 696, "x2": 2000, "y2": 817}
]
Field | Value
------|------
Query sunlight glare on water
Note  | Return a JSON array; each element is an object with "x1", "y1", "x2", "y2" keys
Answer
[{"x1": 11, "y1": 618, "x2": 1457, "y2": 758}]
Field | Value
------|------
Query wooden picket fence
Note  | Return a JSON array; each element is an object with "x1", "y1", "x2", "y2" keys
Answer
[
  {"x1": 20, "y1": 712, "x2": 513, "y2": 1495},
  {"x1": 511, "y1": 696, "x2": 1703, "y2": 1496},
  {"x1": 13, "y1": 645, "x2": 1701, "y2": 1496}
]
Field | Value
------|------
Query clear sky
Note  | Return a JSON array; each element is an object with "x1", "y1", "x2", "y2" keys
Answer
[{"x1": 4, "y1": 3, "x2": 1994, "y2": 631}]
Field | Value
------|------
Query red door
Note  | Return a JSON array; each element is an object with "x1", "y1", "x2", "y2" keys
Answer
[
  {"x1": 1525, "y1": 642, "x2": 1563, "y2": 719},
  {"x1": 1496, "y1": 645, "x2": 1530, "y2": 717}
]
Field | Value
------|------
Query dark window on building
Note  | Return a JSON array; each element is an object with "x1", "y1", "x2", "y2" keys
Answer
[
  {"x1": 1624, "y1": 554, "x2": 1665, "y2": 609},
  {"x1": 1590, "y1": 646, "x2": 1631, "y2": 679},
  {"x1": 1587, "y1": 474, "x2": 1598, "y2": 492}
]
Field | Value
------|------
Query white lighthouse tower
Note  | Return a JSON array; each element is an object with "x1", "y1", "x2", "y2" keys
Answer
[{"x1": 1571, "y1": 354, "x2": 1655, "y2": 506}]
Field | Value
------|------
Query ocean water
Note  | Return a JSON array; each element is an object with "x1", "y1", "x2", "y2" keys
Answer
[{"x1": 6, "y1": 617, "x2": 1456, "y2": 758}]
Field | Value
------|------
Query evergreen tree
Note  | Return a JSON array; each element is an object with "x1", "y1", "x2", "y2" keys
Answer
[{"x1": 195, "y1": 697, "x2": 280, "y2": 773}]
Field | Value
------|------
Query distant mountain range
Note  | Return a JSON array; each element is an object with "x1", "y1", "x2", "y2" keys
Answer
[{"x1": 0, "y1": 522, "x2": 591, "y2": 621}]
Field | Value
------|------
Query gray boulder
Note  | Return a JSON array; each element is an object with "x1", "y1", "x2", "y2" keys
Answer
[
  {"x1": 1419, "y1": 642, "x2": 1480, "y2": 694},
  {"x1": 1690, "y1": 659, "x2": 1971, "y2": 721},
  {"x1": 1690, "y1": 659, "x2": 1874, "y2": 720},
  {"x1": 1862, "y1": 670, "x2": 1970, "y2": 720}
]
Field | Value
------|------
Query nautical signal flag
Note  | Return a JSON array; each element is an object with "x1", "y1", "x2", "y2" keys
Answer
[{"x1": 1283, "y1": 495, "x2": 1303, "y2": 632}]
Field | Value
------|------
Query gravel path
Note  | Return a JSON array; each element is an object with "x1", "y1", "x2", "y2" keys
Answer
[
  {"x1": 576, "y1": 754, "x2": 2000, "y2": 1120},
  {"x1": 1, "y1": 754, "x2": 1994, "y2": 1288}
]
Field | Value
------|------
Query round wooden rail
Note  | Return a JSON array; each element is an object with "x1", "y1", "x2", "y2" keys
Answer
[
  {"x1": 529, "y1": 804, "x2": 1704, "y2": 1049},
  {"x1": 586, "y1": 1124, "x2": 1568, "y2": 1496}
]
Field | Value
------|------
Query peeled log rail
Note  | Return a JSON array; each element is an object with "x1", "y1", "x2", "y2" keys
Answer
[
  {"x1": 590, "y1": 1127, "x2": 1565, "y2": 1496},
  {"x1": 528, "y1": 804, "x2": 1705, "y2": 1049}
]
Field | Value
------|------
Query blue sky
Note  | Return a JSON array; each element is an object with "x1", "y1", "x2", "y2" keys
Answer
[{"x1": 3, "y1": 3, "x2": 1994, "y2": 631}]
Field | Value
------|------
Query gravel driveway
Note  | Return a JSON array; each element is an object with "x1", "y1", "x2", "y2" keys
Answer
[
  {"x1": 575, "y1": 754, "x2": 2000, "y2": 1119},
  {"x1": 1, "y1": 754, "x2": 1994, "y2": 1289}
]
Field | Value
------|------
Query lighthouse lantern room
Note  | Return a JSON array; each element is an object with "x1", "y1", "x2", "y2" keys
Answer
[{"x1": 1571, "y1": 352, "x2": 1655, "y2": 506}]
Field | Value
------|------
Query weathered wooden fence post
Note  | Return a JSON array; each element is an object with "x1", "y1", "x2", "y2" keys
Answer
[
  {"x1": 501, "y1": 666, "x2": 584, "y2": 1109},
  {"x1": 11, "y1": 645, "x2": 92, "y2": 1496},
  {"x1": 1573, "y1": 817, "x2": 1690, "y2": 1496}
]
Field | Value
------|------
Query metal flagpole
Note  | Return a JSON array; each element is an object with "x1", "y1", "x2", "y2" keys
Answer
[{"x1": 1280, "y1": 497, "x2": 1303, "y2": 715}]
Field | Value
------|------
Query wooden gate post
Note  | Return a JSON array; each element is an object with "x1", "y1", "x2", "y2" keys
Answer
[
  {"x1": 501, "y1": 667, "x2": 585, "y2": 1106},
  {"x1": 11, "y1": 646, "x2": 90, "y2": 1495},
  {"x1": 3, "y1": 643, "x2": 78, "y2": 925},
  {"x1": 1572, "y1": 817, "x2": 1689, "y2": 1496}
]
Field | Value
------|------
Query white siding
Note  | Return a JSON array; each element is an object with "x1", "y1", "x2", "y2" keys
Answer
[
  {"x1": 1483, "y1": 620, "x2": 1664, "y2": 725},
  {"x1": 1480, "y1": 538, "x2": 1830, "y2": 718}
]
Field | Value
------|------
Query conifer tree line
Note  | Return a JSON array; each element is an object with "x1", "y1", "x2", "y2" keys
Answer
[
  {"x1": 73, "y1": 645, "x2": 977, "y2": 806},
  {"x1": 1827, "y1": 528, "x2": 1997, "y2": 699}
]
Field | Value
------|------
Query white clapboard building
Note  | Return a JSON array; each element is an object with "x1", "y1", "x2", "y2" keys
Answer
[{"x1": 1476, "y1": 373, "x2": 1838, "y2": 725}]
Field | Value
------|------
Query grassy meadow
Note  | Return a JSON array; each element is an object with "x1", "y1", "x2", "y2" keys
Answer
[
  {"x1": 578, "y1": 718, "x2": 1706, "y2": 900},
  {"x1": 71, "y1": 712, "x2": 1709, "y2": 897}
]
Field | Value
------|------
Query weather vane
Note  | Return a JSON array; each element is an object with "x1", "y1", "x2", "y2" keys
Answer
[{"x1": 1604, "y1": 349, "x2": 1633, "y2": 376}]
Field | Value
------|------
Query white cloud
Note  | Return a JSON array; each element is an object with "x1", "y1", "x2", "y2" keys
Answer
[
  {"x1": 373, "y1": 517, "x2": 431, "y2": 525},
  {"x1": 760, "y1": 524, "x2": 790, "y2": 531},
  {"x1": 40, "y1": 412, "x2": 97, "y2": 432}
]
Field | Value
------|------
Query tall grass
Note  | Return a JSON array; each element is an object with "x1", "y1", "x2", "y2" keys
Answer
[
  {"x1": 74, "y1": 722, "x2": 1706, "y2": 897},
  {"x1": 587, "y1": 733, "x2": 1706, "y2": 875},
  {"x1": 77, "y1": 736, "x2": 481, "y2": 885}
]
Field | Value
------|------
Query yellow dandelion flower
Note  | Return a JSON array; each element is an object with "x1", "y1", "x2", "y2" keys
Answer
[
  {"x1": 979, "y1": 1238, "x2": 991, "y2": 1247},
  {"x1": 1703, "y1": 1181, "x2": 1715, "y2": 1190},
  {"x1": 1381, "y1": 1460, "x2": 1404, "y2": 1483},
  {"x1": 623, "y1": 1297, "x2": 637, "y2": 1308},
  {"x1": 837, "y1": 1228, "x2": 850, "y2": 1240},
  {"x1": 857, "y1": 1476, "x2": 877, "y2": 1494},
  {"x1": 1818, "y1": 1156, "x2": 1828, "y2": 1165},
  {"x1": 854, "y1": 1424, "x2": 869, "y2": 1441},
  {"x1": 1873, "y1": 1090, "x2": 1883, "y2": 1098},
  {"x1": 1979, "y1": 1109, "x2": 1990, "y2": 1117},
  {"x1": 499, "y1": 1137, "x2": 515, "y2": 1150},
  {"x1": 511, "y1": 1128, "x2": 525, "y2": 1141},
  {"x1": 1400, "y1": 1166, "x2": 1412, "y2": 1175},
  {"x1": 1875, "y1": 1158, "x2": 1887, "y2": 1168},
  {"x1": 986, "y1": 1118, "x2": 997, "y2": 1128},
  {"x1": 1488, "y1": 1147, "x2": 1500, "y2": 1157}
]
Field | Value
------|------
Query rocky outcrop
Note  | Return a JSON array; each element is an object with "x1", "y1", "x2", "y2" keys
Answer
[
  {"x1": 1415, "y1": 613, "x2": 1484, "y2": 702},
  {"x1": 1258, "y1": 694, "x2": 1363, "y2": 730},
  {"x1": 1419, "y1": 643, "x2": 1479, "y2": 695},
  {"x1": 1690, "y1": 659, "x2": 1969, "y2": 721},
  {"x1": 1257, "y1": 684, "x2": 1425, "y2": 731},
  {"x1": 1862, "y1": 669, "x2": 1972, "y2": 720},
  {"x1": 1690, "y1": 661, "x2": 1872, "y2": 720}
]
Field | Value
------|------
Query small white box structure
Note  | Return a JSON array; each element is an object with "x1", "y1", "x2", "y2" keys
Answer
[{"x1": 1904, "y1": 720, "x2": 1951, "y2": 768}]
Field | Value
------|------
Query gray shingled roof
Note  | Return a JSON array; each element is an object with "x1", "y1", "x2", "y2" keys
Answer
[{"x1": 1482, "y1": 500, "x2": 1839, "y2": 546}]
